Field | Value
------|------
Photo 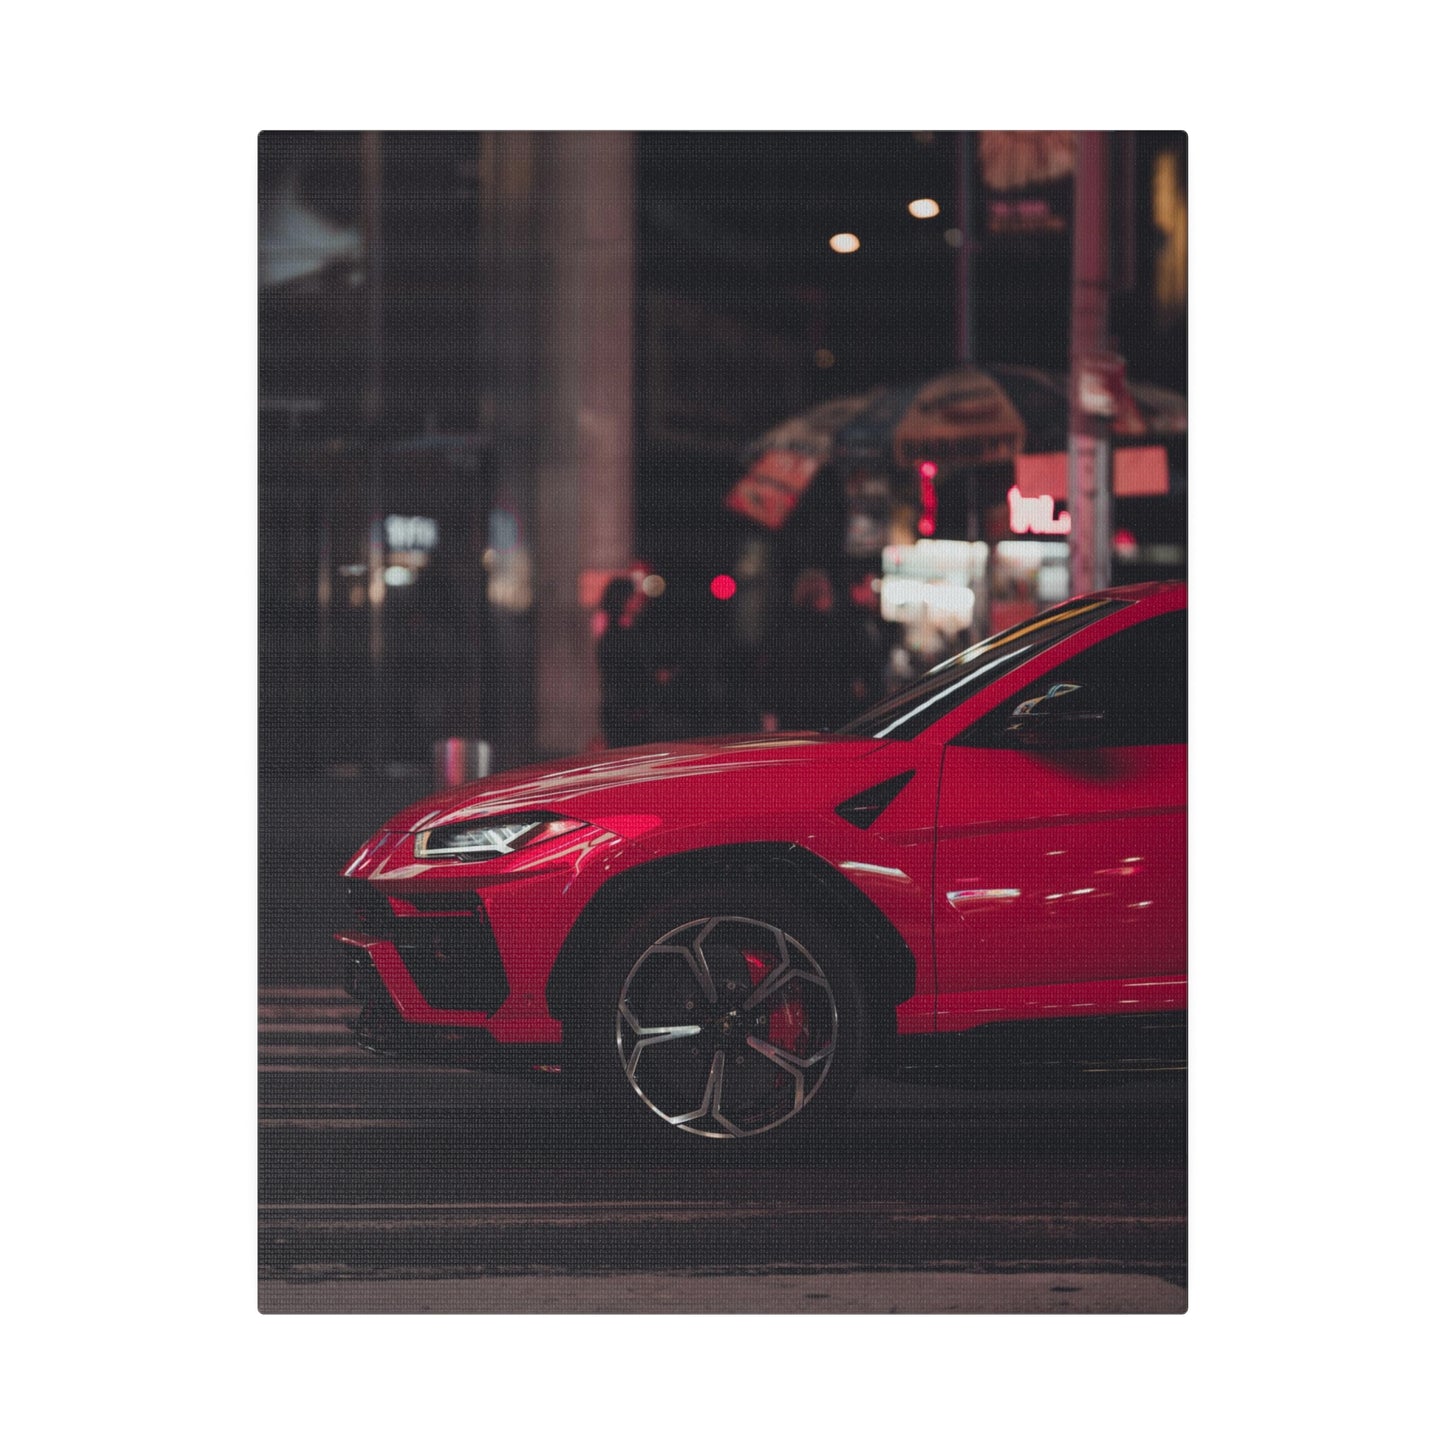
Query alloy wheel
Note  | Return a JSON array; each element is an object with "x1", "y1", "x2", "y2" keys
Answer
[{"x1": 614, "y1": 915, "x2": 840, "y2": 1139}]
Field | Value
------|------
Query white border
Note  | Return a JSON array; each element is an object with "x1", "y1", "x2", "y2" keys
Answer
[{"x1": 10, "y1": 2, "x2": 1439, "y2": 1439}]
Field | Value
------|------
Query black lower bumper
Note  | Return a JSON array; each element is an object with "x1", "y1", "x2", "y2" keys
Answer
[{"x1": 347, "y1": 989, "x2": 562, "y2": 1076}]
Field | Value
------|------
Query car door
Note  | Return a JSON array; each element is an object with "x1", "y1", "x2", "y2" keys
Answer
[{"x1": 931, "y1": 607, "x2": 1187, "y2": 1027}]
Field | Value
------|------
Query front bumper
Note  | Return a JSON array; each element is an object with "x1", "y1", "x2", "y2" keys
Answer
[
  {"x1": 343, "y1": 979, "x2": 562, "y2": 1074},
  {"x1": 341, "y1": 879, "x2": 510, "y2": 1014},
  {"x1": 330, "y1": 867, "x2": 572, "y2": 1075},
  {"x1": 333, "y1": 851, "x2": 575, "y2": 1051}
]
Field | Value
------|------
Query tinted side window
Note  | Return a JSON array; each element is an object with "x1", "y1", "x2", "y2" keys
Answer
[
  {"x1": 958, "y1": 608, "x2": 1187, "y2": 748},
  {"x1": 833, "y1": 597, "x2": 1128, "y2": 740}
]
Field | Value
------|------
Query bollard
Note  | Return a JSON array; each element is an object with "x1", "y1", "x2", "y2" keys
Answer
[{"x1": 432, "y1": 738, "x2": 492, "y2": 789}]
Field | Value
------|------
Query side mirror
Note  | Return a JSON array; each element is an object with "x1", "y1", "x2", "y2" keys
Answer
[{"x1": 1004, "y1": 682, "x2": 1105, "y2": 749}]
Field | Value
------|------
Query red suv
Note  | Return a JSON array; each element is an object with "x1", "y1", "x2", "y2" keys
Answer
[{"x1": 336, "y1": 582, "x2": 1186, "y2": 1143}]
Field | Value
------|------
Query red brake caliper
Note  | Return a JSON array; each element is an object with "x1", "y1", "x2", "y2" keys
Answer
[{"x1": 742, "y1": 949, "x2": 808, "y2": 1058}]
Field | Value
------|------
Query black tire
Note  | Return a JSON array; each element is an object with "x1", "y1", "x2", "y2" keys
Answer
[{"x1": 583, "y1": 885, "x2": 870, "y2": 1147}]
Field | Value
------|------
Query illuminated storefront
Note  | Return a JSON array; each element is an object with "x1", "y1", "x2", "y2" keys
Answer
[
  {"x1": 880, "y1": 539, "x2": 989, "y2": 663},
  {"x1": 876, "y1": 434, "x2": 1184, "y2": 669}
]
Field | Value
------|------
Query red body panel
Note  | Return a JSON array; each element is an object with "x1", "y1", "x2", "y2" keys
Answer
[
  {"x1": 337, "y1": 583, "x2": 1187, "y2": 1049},
  {"x1": 933, "y1": 746, "x2": 1185, "y2": 1012}
]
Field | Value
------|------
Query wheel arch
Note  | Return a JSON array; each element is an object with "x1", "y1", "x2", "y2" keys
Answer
[{"x1": 546, "y1": 842, "x2": 917, "y2": 1036}]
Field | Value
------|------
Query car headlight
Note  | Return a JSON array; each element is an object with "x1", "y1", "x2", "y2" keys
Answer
[{"x1": 414, "y1": 812, "x2": 583, "y2": 860}]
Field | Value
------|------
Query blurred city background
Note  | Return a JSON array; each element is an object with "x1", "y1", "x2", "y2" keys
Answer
[
  {"x1": 260, "y1": 130, "x2": 1185, "y2": 784},
  {"x1": 258, "y1": 131, "x2": 1186, "y2": 973},
  {"x1": 251, "y1": 129, "x2": 1191, "y2": 1307}
]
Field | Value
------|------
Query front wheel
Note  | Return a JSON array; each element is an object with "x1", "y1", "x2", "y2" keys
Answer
[{"x1": 587, "y1": 891, "x2": 868, "y2": 1143}]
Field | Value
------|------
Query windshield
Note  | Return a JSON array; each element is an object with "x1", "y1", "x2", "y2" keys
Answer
[{"x1": 832, "y1": 597, "x2": 1129, "y2": 741}]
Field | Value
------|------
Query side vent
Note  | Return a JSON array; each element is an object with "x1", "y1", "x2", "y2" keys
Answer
[{"x1": 835, "y1": 770, "x2": 915, "y2": 830}]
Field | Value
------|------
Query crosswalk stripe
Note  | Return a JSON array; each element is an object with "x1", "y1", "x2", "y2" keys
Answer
[{"x1": 259, "y1": 1023, "x2": 352, "y2": 1034}]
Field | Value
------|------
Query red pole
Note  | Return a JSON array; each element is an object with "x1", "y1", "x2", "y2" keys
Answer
[{"x1": 1067, "y1": 131, "x2": 1112, "y2": 597}]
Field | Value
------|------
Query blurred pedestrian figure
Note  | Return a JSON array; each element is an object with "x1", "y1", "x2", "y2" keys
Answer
[
  {"x1": 764, "y1": 568, "x2": 872, "y2": 732},
  {"x1": 625, "y1": 585, "x2": 759, "y2": 742},
  {"x1": 596, "y1": 576, "x2": 650, "y2": 748},
  {"x1": 634, "y1": 591, "x2": 696, "y2": 742}
]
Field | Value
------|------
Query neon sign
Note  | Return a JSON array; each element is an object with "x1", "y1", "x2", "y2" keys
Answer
[
  {"x1": 1007, "y1": 485, "x2": 1072, "y2": 536},
  {"x1": 917, "y1": 461, "x2": 938, "y2": 537}
]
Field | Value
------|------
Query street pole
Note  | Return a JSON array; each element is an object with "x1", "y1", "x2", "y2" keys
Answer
[
  {"x1": 1068, "y1": 130, "x2": 1112, "y2": 598},
  {"x1": 954, "y1": 131, "x2": 976, "y2": 365},
  {"x1": 955, "y1": 132, "x2": 990, "y2": 640}
]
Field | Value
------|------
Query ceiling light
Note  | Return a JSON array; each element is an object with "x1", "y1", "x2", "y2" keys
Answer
[
  {"x1": 829, "y1": 232, "x2": 860, "y2": 254},
  {"x1": 908, "y1": 198, "x2": 941, "y2": 219}
]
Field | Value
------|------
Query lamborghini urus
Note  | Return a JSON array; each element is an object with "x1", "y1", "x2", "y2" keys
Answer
[{"x1": 335, "y1": 582, "x2": 1186, "y2": 1143}]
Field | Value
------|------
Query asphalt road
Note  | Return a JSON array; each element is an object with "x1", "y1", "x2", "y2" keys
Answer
[{"x1": 259, "y1": 986, "x2": 1187, "y2": 1313}]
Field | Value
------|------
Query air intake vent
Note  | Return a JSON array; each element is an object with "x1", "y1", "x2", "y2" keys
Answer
[
  {"x1": 343, "y1": 879, "x2": 393, "y2": 932},
  {"x1": 835, "y1": 771, "x2": 915, "y2": 830}
]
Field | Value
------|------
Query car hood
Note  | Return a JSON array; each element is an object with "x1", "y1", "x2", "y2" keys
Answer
[{"x1": 380, "y1": 733, "x2": 891, "y2": 834}]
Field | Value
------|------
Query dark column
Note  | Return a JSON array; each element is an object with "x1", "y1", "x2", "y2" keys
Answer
[
  {"x1": 360, "y1": 131, "x2": 386, "y2": 761},
  {"x1": 954, "y1": 131, "x2": 977, "y2": 365},
  {"x1": 487, "y1": 131, "x2": 539, "y2": 772}
]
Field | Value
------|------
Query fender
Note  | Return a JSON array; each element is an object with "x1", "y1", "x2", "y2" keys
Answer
[{"x1": 545, "y1": 841, "x2": 919, "y2": 1032}]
